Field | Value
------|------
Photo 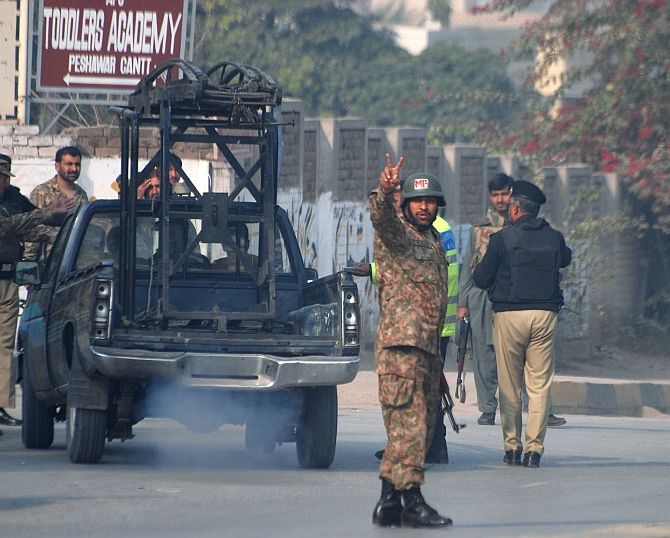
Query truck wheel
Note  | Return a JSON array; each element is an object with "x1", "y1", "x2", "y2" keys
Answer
[
  {"x1": 245, "y1": 418, "x2": 277, "y2": 455},
  {"x1": 21, "y1": 366, "x2": 55, "y2": 449},
  {"x1": 296, "y1": 386, "x2": 337, "y2": 469},
  {"x1": 66, "y1": 403, "x2": 107, "y2": 464}
]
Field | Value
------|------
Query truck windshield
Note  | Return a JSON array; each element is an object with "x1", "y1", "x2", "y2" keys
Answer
[{"x1": 73, "y1": 211, "x2": 294, "y2": 276}]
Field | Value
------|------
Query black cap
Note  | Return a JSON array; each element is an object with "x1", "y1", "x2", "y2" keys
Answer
[
  {"x1": 0, "y1": 153, "x2": 14, "y2": 177},
  {"x1": 511, "y1": 180, "x2": 546, "y2": 205}
]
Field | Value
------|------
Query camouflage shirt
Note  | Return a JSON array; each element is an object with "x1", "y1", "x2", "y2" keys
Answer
[
  {"x1": 25, "y1": 176, "x2": 88, "y2": 259},
  {"x1": 30, "y1": 176, "x2": 88, "y2": 209},
  {"x1": 457, "y1": 207, "x2": 507, "y2": 345},
  {"x1": 0, "y1": 208, "x2": 59, "y2": 242},
  {"x1": 470, "y1": 207, "x2": 507, "y2": 269},
  {"x1": 370, "y1": 188, "x2": 449, "y2": 375}
]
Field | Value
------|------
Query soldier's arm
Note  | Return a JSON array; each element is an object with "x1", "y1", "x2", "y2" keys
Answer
[{"x1": 0, "y1": 209, "x2": 54, "y2": 241}]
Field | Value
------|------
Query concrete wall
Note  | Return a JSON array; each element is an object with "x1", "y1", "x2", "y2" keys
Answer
[{"x1": 1, "y1": 114, "x2": 637, "y2": 360}]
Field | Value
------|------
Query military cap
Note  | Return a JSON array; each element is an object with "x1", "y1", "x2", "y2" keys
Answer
[
  {"x1": 0, "y1": 153, "x2": 15, "y2": 177},
  {"x1": 510, "y1": 180, "x2": 546, "y2": 205}
]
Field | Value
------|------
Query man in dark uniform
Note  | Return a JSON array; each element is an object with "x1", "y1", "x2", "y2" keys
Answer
[
  {"x1": 370, "y1": 153, "x2": 452, "y2": 528},
  {"x1": 473, "y1": 180, "x2": 571, "y2": 468},
  {"x1": 0, "y1": 154, "x2": 74, "y2": 436}
]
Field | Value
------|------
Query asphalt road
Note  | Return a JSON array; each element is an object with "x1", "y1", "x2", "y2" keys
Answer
[{"x1": 1, "y1": 405, "x2": 669, "y2": 538}]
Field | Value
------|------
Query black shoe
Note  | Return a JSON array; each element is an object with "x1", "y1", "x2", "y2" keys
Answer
[
  {"x1": 400, "y1": 487, "x2": 452, "y2": 528},
  {"x1": 374, "y1": 449, "x2": 385, "y2": 461},
  {"x1": 425, "y1": 442, "x2": 449, "y2": 464},
  {"x1": 503, "y1": 448, "x2": 522, "y2": 466},
  {"x1": 0, "y1": 408, "x2": 21, "y2": 426},
  {"x1": 547, "y1": 414, "x2": 566, "y2": 427},
  {"x1": 522, "y1": 451, "x2": 541, "y2": 468},
  {"x1": 477, "y1": 412, "x2": 495, "y2": 425},
  {"x1": 372, "y1": 479, "x2": 402, "y2": 527},
  {"x1": 0, "y1": 428, "x2": 3, "y2": 437}
]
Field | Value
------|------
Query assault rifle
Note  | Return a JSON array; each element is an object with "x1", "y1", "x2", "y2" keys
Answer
[
  {"x1": 455, "y1": 316, "x2": 471, "y2": 403},
  {"x1": 440, "y1": 372, "x2": 466, "y2": 433}
]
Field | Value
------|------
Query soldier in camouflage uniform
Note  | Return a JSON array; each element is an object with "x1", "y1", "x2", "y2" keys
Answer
[
  {"x1": 26, "y1": 146, "x2": 88, "y2": 260},
  {"x1": 457, "y1": 173, "x2": 512, "y2": 426},
  {"x1": 370, "y1": 154, "x2": 452, "y2": 529},
  {"x1": 0, "y1": 155, "x2": 74, "y2": 438}
]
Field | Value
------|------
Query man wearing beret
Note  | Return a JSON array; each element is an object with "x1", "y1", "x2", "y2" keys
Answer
[
  {"x1": 0, "y1": 154, "x2": 74, "y2": 436},
  {"x1": 472, "y1": 180, "x2": 572, "y2": 468}
]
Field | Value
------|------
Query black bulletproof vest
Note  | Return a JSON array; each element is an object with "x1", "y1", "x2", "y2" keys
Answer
[
  {"x1": 498, "y1": 223, "x2": 561, "y2": 303},
  {"x1": 0, "y1": 187, "x2": 29, "y2": 262}
]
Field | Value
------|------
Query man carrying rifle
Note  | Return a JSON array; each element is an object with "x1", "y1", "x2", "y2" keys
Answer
[{"x1": 369, "y1": 154, "x2": 451, "y2": 529}]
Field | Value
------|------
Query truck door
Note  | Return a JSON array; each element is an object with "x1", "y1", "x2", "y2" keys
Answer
[
  {"x1": 20, "y1": 215, "x2": 74, "y2": 395},
  {"x1": 46, "y1": 212, "x2": 119, "y2": 392}
]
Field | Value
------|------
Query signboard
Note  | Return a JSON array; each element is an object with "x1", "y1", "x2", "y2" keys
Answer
[{"x1": 37, "y1": 0, "x2": 187, "y2": 93}]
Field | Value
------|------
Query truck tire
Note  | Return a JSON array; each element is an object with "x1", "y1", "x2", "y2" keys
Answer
[
  {"x1": 296, "y1": 386, "x2": 337, "y2": 469},
  {"x1": 21, "y1": 366, "x2": 55, "y2": 449},
  {"x1": 245, "y1": 418, "x2": 277, "y2": 455},
  {"x1": 66, "y1": 403, "x2": 107, "y2": 464}
]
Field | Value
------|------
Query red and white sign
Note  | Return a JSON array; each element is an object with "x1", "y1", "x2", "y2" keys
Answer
[
  {"x1": 37, "y1": 0, "x2": 186, "y2": 93},
  {"x1": 413, "y1": 178, "x2": 429, "y2": 190}
]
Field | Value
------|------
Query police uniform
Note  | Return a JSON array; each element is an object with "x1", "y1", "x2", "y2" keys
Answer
[
  {"x1": 457, "y1": 208, "x2": 505, "y2": 419},
  {"x1": 370, "y1": 171, "x2": 452, "y2": 529},
  {"x1": 0, "y1": 155, "x2": 58, "y2": 422},
  {"x1": 473, "y1": 180, "x2": 572, "y2": 467}
]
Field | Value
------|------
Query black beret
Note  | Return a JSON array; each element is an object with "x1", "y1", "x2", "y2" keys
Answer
[{"x1": 511, "y1": 180, "x2": 546, "y2": 205}]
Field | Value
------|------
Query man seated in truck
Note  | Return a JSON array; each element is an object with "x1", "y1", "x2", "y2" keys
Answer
[{"x1": 212, "y1": 222, "x2": 257, "y2": 272}]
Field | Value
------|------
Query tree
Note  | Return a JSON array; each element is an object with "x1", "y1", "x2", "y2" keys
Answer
[
  {"x1": 194, "y1": 2, "x2": 520, "y2": 140},
  {"x1": 475, "y1": 0, "x2": 670, "y2": 327},
  {"x1": 475, "y1": 0, "x2": 670, "y2": 227}
]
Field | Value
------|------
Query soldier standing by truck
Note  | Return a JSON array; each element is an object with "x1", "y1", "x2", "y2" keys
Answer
[
  {"x1": 356, "y1": 179, "x2": 458, "y2": 464},
  {"x1": 26, "y1": 146, "x2": 88, "y2": 260},
  {"x1": 0, "y1": 154, "x2": 74, "y2": 436},
  {"x1": 370, "y1": 154, "x2": 452, "y2": 529}
]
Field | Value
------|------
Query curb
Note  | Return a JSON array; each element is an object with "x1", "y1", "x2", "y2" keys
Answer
[{"x1": 338, "y1": 371, "x2": 670, "y2": 418}]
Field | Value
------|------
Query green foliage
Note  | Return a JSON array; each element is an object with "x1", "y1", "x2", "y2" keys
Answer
[
  {"x1": 193, "y1": 1, "x2": 520, "y2": 141},
  {"x1": 477, "y1": 0, "x2": 670, "y2": 228}
]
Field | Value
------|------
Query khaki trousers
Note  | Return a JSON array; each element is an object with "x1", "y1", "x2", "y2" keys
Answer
[
  {"x1": 493, "y1": 310, "x2": 557, "y2": 455},
  {"x1": 0, "y1": 278, "x2": 19, "y2": 408}
]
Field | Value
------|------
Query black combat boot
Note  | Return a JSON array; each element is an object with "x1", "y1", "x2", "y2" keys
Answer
[
  {"x1": 372, "y1": 478, "x2": 402, "y2": 527},
  {"x1": 400, "y1": 487, "x2": 453, "y2": 528}
]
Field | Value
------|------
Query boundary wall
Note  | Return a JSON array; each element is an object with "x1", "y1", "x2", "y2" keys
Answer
[{"x1": 0, "y1": 101, "x2": 639, "y2": 362}]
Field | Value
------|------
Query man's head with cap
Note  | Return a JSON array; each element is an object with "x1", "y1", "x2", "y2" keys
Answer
[
  {"x1": 0, "y1": 154, "x2": 15, "y2": 178},
  {"x1": 0, "y1": 154, "x2": 14, "y2": 197},
  {"x1": 509, "y1": 179, "x2": 546, "y2": 220}
]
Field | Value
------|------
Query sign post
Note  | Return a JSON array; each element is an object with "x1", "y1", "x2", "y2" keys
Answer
[{"x1": 37, "y1": 0, "x2": 187, "y2": 93}]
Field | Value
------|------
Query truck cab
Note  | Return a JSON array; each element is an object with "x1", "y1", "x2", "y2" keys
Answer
[{"x1": 17, "y1": 59, "x2": 360, "y2": 467}]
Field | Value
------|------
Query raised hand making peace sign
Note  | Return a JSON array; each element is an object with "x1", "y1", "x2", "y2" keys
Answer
[{"x1": 379, "y1": 153, "x2": 405, "y2": 194}]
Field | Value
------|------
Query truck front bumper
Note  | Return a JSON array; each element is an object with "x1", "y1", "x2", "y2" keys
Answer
[{"x1": 90, "y1": 346, "x2": 359, "y2": 389}]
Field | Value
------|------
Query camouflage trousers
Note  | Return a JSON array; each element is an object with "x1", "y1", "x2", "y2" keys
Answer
[
  {"x1": 0, "y1": 279, "x2": 19, "y2": 408},
  {"x1": 377, "y1": 346, "x2": 440, "y2": 490}
]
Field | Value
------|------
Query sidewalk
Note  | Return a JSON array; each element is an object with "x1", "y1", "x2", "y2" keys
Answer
[{"x1": 338, "y1": 370, "x2": 670, "y2": 418}]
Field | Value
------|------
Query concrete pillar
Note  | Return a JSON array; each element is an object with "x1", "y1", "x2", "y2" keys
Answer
[
  {"x1": 366, "y1": 128, "x2": 390, "y2": 196},
  {"x1": 279, "y1": 99, "x2": 303, "y2": 191},
  {"x1": 442, "y1": 145, "x2": 486, "y2": 225},
  {"x1": 384, "y1": 127, "x2": 426, "y2": 180}
]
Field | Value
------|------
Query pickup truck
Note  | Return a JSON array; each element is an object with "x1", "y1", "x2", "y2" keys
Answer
[{"x1": 16, "y1": 59, "x2": 360, "y2": 467}]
